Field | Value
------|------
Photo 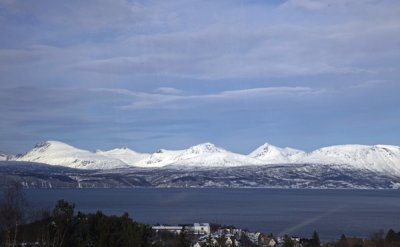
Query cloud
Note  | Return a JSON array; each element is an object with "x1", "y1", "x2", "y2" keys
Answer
[
  {"x1": 1, "y1": 0, "x2": 400, "y2": 153},
  {"x1": 0, "y1": 0, "x2": 150, "y2": 31},
  {"x1": 154, "y1": 87, "x2": 183, "y2": 94},
  {"x1": 349, "y1": 79, "x2": 393, "y2": 89},
  {"x1": 2, "y1": 0, "x2": 400, "y2": 82},
  {"x1": 93, "y1": 86, "x2": 325, "y2": 109},
  {"x1": 64, "y1": 2, "x2": 400, "y2": 80},
  {"x1": 281, "y1": 0, "x2": 327, "y2": 11}
]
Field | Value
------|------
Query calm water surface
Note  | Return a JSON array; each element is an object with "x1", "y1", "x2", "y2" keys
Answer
[{"x1": 25, "y1": 188, "x2": 400, "y2": 241}]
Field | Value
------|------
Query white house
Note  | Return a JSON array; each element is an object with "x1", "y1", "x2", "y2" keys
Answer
[
  {"x1": 152, "y1": 225, "x2": 183, "y2": 234},
  {"x1": 190, "y1": 223, "x2": 210, "y2": 235},
  {"x1": 225, "y1": 237, "x2": 233, "y2": 246},
  {"x1": 268, "y1": 238, "x2": 277, "y2": 247},
  {"x1": 193, "y1": 242, "x2": 201, "y2": 247},
  {"x1": 291, "y1": 236, "x2": 301, "y2": 242},
  {"x1": 210, "y1": 238, "x2": 218, "y2": 246}
]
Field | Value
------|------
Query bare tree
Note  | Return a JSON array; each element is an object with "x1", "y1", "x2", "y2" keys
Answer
[{"x1": 0, "y1": 182, "x2": 27, "y2": 247}]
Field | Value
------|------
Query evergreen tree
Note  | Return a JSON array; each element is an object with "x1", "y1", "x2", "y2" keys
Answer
[
  {"x1": 178, "y1": 231, "x2": 191, "y2": 247},
  {"x1": 51, "y1": 200, "x2": 75, "y2": 247},
  {"x1": 337, "y1": 234, "x2": 348, "y2": 247},
  {"x1": 309, "y1": 230, "x2": 320, "y2": 247},
  {"x1": 385, "y1": 229, "x2": 399, "y2": 243}
]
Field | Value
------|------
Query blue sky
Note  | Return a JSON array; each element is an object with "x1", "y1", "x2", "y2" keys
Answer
[{"x1": 1, "y1": 0, "x2": 400, "y2": 154}]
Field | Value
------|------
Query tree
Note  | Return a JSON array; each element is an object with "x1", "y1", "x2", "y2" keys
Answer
[
  {"x1": 337, "y1": 234, "x2": 348, "y2": 247},
  {"x1": 0, "y1": 182, "x2": 27, "y2": 247},
  {"x1": 370, "y1": 229, "x2": 384, "y2": 247},
  {"x1": 283, "y1": 234, "x2": 294, "y2": 247},
  {"x1": 385, "y1": 229, "x2": 399, "y2": 243},
  {"x1": 177, "y1": 231, "x2": 190, "y2": 247},
  {"x1": 309, "y1": 230, "x2": 320, "y2": 247},
  {"x1": 50, "y1": 200, "x2": 75, "y2": 247}
]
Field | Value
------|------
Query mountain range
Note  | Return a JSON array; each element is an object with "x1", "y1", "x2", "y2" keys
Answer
[
  {"x1": 1, "y1": 140, "x2": 400, "y2": 189},
  {"x1": 4, "y1": 140, "x2": 400, "y2": 174}
]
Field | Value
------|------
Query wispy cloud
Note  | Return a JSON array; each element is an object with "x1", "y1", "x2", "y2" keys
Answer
[
  {"x1": 154, "y1": 87, "x2": 183, "y2": 95},
  {"x1": 349, "y1": 79, "x2": 393, "y2": 89},
  {"x1": 281, "y1": 0, "x2": 327, "y2": 11},
  {"x1": 93, "y1": 86, "x2": 325, "y2": 109},
  {"x1": 1, "y1": 0, "x2": 400, "y2": 153},
  {"x1": 2, "y1": 0, "x2": 398, "y2": 81}
]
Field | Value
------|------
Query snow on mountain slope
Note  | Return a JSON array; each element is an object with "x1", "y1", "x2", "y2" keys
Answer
[
  {"x1": 14, "y1": 141, "x2": 128, "y2": 169},
  {"x1": 96, "y1": 148, "x2": 150, "y2": 167},
  {"x1": 298, "y1": 144, "x2": 400, "y2": 176},
  {"x1": 0, "y1": 151, "x2": 7, "y2": 161},
  {"x1": 169, "y1": 143, "x2": 264, "y2": 167},
  {"x1": 249, "y1": 143, "x2": 306, "y2": 163},
  {"x1": 136, "y1": 143, "x2": 264, "y2": 168},
  {"x1": 7, "y1": 141, "x2": 400, "y2": 174},
  {"x1": 136, "y1": 148, "x2": 184, "y2": 167}
]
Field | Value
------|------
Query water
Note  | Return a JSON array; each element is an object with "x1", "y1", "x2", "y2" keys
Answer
[{"x1": 24, "y1": 188, "x2": 400, "y2": 241}]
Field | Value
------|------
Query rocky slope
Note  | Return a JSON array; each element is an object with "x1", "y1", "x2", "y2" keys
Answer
[{"x1": 1, "y1": 161, "x2": 399, "y2": 189}]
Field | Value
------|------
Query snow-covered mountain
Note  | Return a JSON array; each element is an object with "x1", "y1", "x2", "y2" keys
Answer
[
  {"x1": 14, "y1": 141, "x2": 128, "y2": 169},
  {"x1": 136, "y1": 143, "x2": 264, "y2": 168},
  {"x1": 4, "y1": 141, "x2": 400, "y2": 189},
  {"x1": 298, "y1": 144, "x2": 400, "y2": 176},
  {"x1": 0, "y1": 151, "x2": 7, "y2": 161},
  {"x1": 249, "y1": 143, "x2": 306, "y2": 163},
  {"x1": 249, "y1": 143, "x2": 400, "y2": 176},
  {"x1": 7, "y1": 141, "x2": 400, "y2": 176},
  {"x1": 96, "y1": 148, "x2": 150, "y2": 167}
]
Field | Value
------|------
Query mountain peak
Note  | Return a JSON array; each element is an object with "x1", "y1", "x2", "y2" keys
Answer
[
  {"x1": 249, "y1": 143, "x2": 305, "y2": 163},
  {"x1": 15, "y1": 140, "x2": 128, "y2": 169},
  {"x1": 107, "y1": 147, "x2": 136, "y2": 152},
  {"x1": 187, "y1": 143, "x2": 222, "y2": 154},
  {"x1": 118, "y1": 147, "x2": 131, "y2": 151},
  {"x1": 0, "y1": 151, "x2": 7, "y2": 161},
  {"x1": 250, "y1": 143, "x2": 284, "y2": 156},
  {"x1": 96, "y1": 146, "x2": 148, "y2": 157},
  {"x1": 33, "y1": 140, "x2": 75, "y2": 150}
]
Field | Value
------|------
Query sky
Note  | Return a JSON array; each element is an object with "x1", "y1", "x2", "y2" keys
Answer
[{"x1": 0, "y1": 0, "x2": 400, "y2": 154}]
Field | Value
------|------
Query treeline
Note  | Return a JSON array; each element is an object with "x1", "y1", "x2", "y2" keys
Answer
[
  {"x1": 325, "y1": 231, "x2": 400, "y2": 247},
  {"x1": 0, "y1": 183, "x2": 152, "y2": 247},
  {"x1": 282, "y1": 230, "x2": 400, "y2": 247}
]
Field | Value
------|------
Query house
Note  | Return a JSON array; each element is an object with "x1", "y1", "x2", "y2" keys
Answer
[
  {"x1": 190, "y1": 223, "x2": 211, "y2": 235},
  {"x1": 225, "y1": 236, "x2": 233, "y2": 246},
  {"x1": 152, "y1": 225, "x2": 183, "y2": 234},
  {"x1": 193, "y1": 242, "x2": 201, "y2": 247},
  {"x1": 258, "y1": 234, "x2": 276, "y2": 247},
  {"x1": 268, "y1": 238, "x2": 277, "y2": 247},
  {"x1": 210, "y1": 238, "x2": 218, "y2": 246},
  {"x1": 258, "y1": 233, "x2": 269, "y2": 245},
  {"x1": 291, "y1": 236, "x2": 300, "y2": 242},
  {"x1": 246, "y1": 232, "x2": 261, "y2": 243}
]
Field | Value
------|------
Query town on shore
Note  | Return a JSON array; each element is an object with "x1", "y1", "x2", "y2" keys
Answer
[
  {"x1": 153, "y1": 222, "x2": 307, "y2": 247},
  {"x1": 152, "y1": 222, "x2": 400, "y2": 247}
]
